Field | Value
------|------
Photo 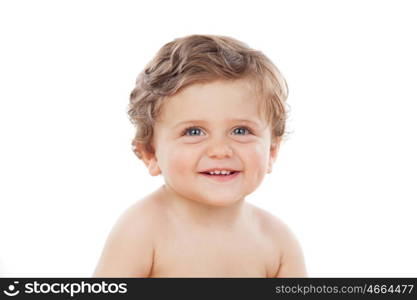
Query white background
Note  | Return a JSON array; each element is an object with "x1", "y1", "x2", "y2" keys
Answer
[{"x1": 0, "y1": 0, "x2": 416, "y2": 277}]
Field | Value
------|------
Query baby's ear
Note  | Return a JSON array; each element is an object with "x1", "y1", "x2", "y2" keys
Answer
[
  {"x1": 131, "y1": 140, "x2": 161, "y2": 176},
  {"x1": 267, "y1": 136, "x2": 281, "y2": 174}
]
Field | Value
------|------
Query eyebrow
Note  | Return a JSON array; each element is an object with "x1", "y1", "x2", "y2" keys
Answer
[{"x1": 173, "y1": 118, "x2": 263, "y2": 129}]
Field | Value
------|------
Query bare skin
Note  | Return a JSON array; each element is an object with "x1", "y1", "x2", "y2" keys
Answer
[
  {"x1": 93, "y1": 79, "x2": 307, "y2": 277},
  {"x1": 92, "y1": 185, "x2": 307, "y2": 277}
]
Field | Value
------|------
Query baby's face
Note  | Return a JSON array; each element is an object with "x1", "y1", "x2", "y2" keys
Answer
[{"x1": 146, "y1": 79, "x2": 279, "y2": 206}]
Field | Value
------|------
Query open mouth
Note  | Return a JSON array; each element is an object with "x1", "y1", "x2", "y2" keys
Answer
[
  {"x1": 198, "y1": 171, "x2": 241, "y2": 181},
  {"x1": 200, "y1": 171, "x2": 239, "y2": 176}
]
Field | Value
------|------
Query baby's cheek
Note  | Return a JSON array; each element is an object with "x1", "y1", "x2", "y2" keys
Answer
[
  {"x1": 166, "y1": 148, "x2": 193, "y2": 176},
  {"x1": 247, "y1": 145, "x2": 269, "y2": 180}
]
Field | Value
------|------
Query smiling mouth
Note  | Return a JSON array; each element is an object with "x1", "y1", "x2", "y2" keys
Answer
[
  {"x1": 198, "y1": 171, "x2": 241, "y2": 181},
  {"x1": 199, "y1": 171, "x2": 239, "y2": 176}
]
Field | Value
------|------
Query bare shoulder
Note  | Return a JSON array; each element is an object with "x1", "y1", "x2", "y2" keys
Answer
[
  {"x1": 92, "y1": 195, "x2": 163, "y2": 277},
  {"x1": 249, "y1": 204, "x2": 308, "y2": 277}
]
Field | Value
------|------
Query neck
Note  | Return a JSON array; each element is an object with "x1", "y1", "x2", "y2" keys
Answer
[{"x1": 157, "y1": 184, "x2": 251, "y2": 230}]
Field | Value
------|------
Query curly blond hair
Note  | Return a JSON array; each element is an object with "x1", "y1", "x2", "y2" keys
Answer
[{"x1": 127, "y1": 34, "x2": 289, "y2": 159}]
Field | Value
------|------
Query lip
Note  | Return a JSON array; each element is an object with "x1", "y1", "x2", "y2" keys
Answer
[
  {"x1": 199, "y1": 167, "x2": 240, "y2": 173},
  {"x1": 198, "y1": 171, "x2": 241, "y2": 182}
]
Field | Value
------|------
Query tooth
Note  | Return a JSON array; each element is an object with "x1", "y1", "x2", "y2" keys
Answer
[
  {"x1": 214, "y1": 170, "x2": 221, "y2": 174},
  {"x1": 220, "y1": 170, "x2": 228, "y2": 175}
]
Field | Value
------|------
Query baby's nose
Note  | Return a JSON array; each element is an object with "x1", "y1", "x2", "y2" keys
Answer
[{"x1": 206, "y1": 139, "x2": 233, "y2": 158}]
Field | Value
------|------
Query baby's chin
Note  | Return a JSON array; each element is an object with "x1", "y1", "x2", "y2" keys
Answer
[
  {"x1": 163, "y1": 181, "x2": 249, "y2": 208},
  {"x1": 192, "y1": 191, "x2": 247, "y2": 207}
]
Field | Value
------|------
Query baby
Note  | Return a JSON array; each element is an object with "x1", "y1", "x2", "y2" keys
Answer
[{"x1": 93, "y1": 34, "x2": 307, "y2": 277}]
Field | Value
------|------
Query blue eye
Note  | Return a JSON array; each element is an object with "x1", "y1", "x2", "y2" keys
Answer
[
  {"x1": 182, "y1": 126, "x2": 252, "y2": 137},
  {"x1": 184, "y1": 127, "x2": 204, "y2": 136},
  {"x1": 232, "y1": 127, "x2": 251, "y2": 135}
]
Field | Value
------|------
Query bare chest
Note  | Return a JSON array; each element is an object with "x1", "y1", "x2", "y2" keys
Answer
[{"x1": 149, "y1": 226, "x2": 279, "y2": 277}]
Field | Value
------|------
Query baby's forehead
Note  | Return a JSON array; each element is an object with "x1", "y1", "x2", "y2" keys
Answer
[{"x1": 156, "y1": 79, "x2": 268, "y2": 122}]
